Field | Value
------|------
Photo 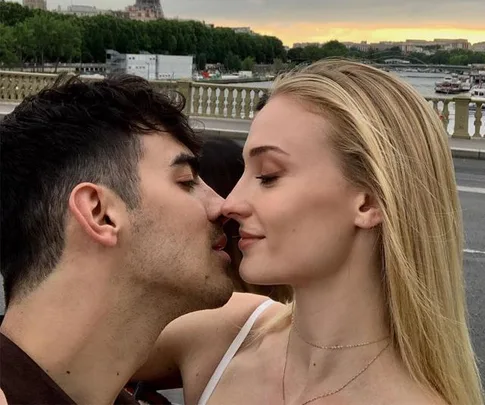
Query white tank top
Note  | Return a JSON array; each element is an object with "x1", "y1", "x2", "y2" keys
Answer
[{"x1": 197, "y1": 299, "x2": 274, "y2": 405}]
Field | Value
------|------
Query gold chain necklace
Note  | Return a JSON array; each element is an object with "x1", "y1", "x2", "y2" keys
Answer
[
  {"x1": 282, "y1": 327, "x2": 390, "y2": 405},
  {"x1": 292, "y1": 318, "x2": 390, "y2": 350}
]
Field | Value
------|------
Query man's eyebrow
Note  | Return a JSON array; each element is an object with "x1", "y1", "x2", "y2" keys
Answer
[
  {"x1": 248, "y1": 145, "x2": 290, "y2": 158},
  {"x1": 170, "y1": 153, "x2": 200, "y2": 174}
]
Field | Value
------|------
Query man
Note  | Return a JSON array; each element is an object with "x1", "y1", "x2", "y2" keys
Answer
[
  {"x1": 0, "y1": 74, "x2": 234, "y2": 404},
  {"x1": 255, "y1": 92, "x2": 268, "y2": 114}
]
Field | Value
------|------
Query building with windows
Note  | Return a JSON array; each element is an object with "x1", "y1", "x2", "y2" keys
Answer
[
  {"x1": 106, "y1": 50, "x2": 193, "y2": 80},
  {"x1": 126, "y1": 0, "x2": 164, "y2": 21},
  {"x1": 293, "y1": 42, "x2": 321, "y2": 48},
  {"x1": 341, "y1": 39, "x2": 471, "y2": 54},
  {"x1": 58, "y1": 5, "x2": 111, "y2": 17},
  {"x1": 23, "y1": 0, "x2": 46, "y2": 10},
  {"x1": 472, "y1": 42, "x2": 485, "y2": 53},
  {"x1": 231, "y1": 27, "x2": 255, "y2": 35}
]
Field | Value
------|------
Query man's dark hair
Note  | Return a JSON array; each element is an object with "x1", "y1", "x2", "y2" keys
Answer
[
  {"x1": 0, "y1": 74, "x2": 201, "y2": 306},
  {"x1": 255, "y1": 93, "x2": 269, "y2": 112},
  {"x1": 199, "y1": 137, "x2": 243, "y2": 199}
]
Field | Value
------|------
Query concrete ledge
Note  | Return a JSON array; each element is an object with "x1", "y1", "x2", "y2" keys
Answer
[
  {"x1": 199, "y1": 128, "x2": 248, "y2": 141},
  {"x1": 451, "y1": 148, "x2": 485, "y2": 160}
]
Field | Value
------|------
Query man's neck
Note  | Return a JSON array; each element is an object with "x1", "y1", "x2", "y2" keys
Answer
[{"x1": 0, "y1": 270, "x2": 172, "y2": 405}]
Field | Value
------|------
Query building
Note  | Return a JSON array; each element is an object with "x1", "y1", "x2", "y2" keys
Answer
[
  {"x1": 292, "y1": 42, "x2": 321, "y2": 48},
  {"x1": 384, "y1": 59, "x2": 410, "y2": 64},
  {"x1": 342, "y1": 41, "x2": 370, "y2": 52},
  {"x1": 472, "y1": 42, "x2": 485, "y2": 53},
  {"x1": 231, "y1": 27, "x2": 254, "y2": 35},
  {"x1": 126, "y1": 0, "x2": 164, "y2": 21},
  {"x1": 433, "y1": 38, "x2": 470, "y2": 50},
  {"x1": 400, "y1": 39, "x2": 470, "y2": 53},
  {"x1": 23, "y1": 0, "x2": 46, "y2": 10},
  {"x1": 341, "y1": 39, "x2": 471, "y2": 55},
  {"x1": 106, "y1": 50, "x2": 193, "y2": 80},
  {"x1": 58, "y1": 5, "x2": 111, "y2": 17}
]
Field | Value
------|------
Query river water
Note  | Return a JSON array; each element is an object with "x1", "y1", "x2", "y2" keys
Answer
[
  {"x1": 235, "y1": 72, "x2": 453, "y2": 98},
  {"x1": 233, "y1": 72, "x2": 484, "y2": 137}
]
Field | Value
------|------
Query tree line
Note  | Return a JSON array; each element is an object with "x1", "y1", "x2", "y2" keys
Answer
[
  {"x1": 288, "y1": 43, "x2": 485, "y2": 66},
  {"x1": 1, "y1": 2, "x2": 483, "y2": 72},
  {"x1": 0, "y1": 2, "x2": 285, "y2": 71}
]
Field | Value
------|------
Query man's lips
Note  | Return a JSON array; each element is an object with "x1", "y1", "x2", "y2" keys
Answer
[{"x1": 212, "y1": 234, "x2": 228, "y2": 250}]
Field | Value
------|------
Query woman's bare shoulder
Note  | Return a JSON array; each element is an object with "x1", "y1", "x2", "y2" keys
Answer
[
  {"x1": 167, "y1": 292, "x2": 284, "y2": 348},
  {"x1": 133, "y1": 293, "x2": 283, "y2": 385},
  {"x1": 157, "y1": 293, "x2": 284, "y2": 361}
]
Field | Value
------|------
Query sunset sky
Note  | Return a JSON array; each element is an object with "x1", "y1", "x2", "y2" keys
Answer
[{"x1": 15, "y1": 0, "x2": 485, "y2": 46}]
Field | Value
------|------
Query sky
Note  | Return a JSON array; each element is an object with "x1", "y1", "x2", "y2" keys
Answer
[{"x1": 14, "y1": 0, "x2": 485, "y2": 46}]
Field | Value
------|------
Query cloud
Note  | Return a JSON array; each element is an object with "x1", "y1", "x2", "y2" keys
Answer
[
  {"x1": 39, "y1": 0, "x2": 484, "y2": 25},
  {"x1": 21, "y1": 0, "x2": 484, "y2": 44},
  {"x1": 161, "y1": 0, "x2": 484, "y2": 25}
]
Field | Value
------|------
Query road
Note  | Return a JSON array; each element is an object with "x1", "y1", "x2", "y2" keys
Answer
[
  {"x1": 455, "y1": 158, "x2": 485, "y2": 389},
  {"x1": 0, "y1": 158, "x2": 484, "y2": 399}
]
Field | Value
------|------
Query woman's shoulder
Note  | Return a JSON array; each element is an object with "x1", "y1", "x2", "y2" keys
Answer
[
  {"x1": 166, "y1": 292, "x2": 285, "y2": 352},
  {"x1": 133, "y1": 293, "x2": 285, "y2": 388},
  {"x1": 166, "y1": 293, "x2": 286, "y2": 402}
]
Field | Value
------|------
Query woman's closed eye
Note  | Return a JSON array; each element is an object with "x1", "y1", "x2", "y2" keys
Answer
[{"x1": 255, "y1": 173, "x2": 279, "y2": 186}]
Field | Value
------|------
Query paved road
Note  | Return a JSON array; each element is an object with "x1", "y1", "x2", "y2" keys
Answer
[
  {"x1": 456, "y1": 158, "x2": 485, "y2": 387},
  {"x1": 0, "y1": 158, "x2": 483, "y2": 399}
]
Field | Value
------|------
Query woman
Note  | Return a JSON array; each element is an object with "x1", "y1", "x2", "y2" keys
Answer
[{"x1": 135, "y1": 60, "x2": 483, "y2": 405}]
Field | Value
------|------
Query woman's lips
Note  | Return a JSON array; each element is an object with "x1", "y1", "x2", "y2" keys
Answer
[{"x1": 238, "y1": 230, "x2": 265, "y2": 251}]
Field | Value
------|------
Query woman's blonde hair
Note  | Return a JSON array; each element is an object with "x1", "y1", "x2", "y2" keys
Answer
[{"x1": 261, "y1": 60, "x2": 483, "y2": 405}]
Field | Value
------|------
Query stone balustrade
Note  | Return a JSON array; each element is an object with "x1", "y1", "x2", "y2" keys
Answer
[
  {"x1": 187, "y1": 82, "x2": 267, "y2": 120},
  {"x1": 1, "y1": 71, "x2": 483, "y2": 139},
  {"x1": 427, "y1": 96, "x2": 484, "y2": 139}
]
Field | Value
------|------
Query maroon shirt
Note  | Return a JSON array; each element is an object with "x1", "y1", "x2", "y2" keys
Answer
[{"x1": 0, "y1": 333, "x2": 138, "y2": 405}]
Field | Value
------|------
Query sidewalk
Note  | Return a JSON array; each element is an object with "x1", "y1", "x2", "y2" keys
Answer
[{"x1": 448, "y1": 138, "x2": 485, "y2": 160}]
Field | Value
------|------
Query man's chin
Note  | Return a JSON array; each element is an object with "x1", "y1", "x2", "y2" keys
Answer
[{"x1": 196, "y1": 276, "x2": 234, "y2": 311}]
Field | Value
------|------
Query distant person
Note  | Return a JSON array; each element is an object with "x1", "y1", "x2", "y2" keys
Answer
[
  {"x1": 134, "y1": 60, "x2": 483, "y2": 405},
  {"x1": 199, "y1": 136, "x2": 292, "y2": 303},
  {"x1": 0, "y1": 75, "x2": 234, "y2": 404}
]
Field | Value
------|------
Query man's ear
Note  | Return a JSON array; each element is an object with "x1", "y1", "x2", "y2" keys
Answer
[
  {"x1": 68, "y1": 183, "x2": 121, "y2": 247},
  {"x1": 354, "y1": 192, "x2": 383, "y2": 230}
]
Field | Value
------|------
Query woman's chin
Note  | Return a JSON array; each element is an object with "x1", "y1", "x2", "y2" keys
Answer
[{"x1": 240, "y1": 265, "x2": 289, "y2": 287}]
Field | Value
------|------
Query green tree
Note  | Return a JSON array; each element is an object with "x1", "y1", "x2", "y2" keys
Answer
[
  {"x1": 302, "y1": 44, "x2": 323, "y2": 61},
  {"x1": 51, "y1": 18, "x2": 82, "y2": 70},
  {"x1": 197, "y1": 52, "x2": 207, "y2": 70},
  {"x1": 429, "y1": 51, "x2": 450, "y2": 65},
  {"x1": 241, "y1": 56, "x2": 255, "y2": 71},
  {"x1": 321, "y1": 40, "x2": 348, "y2": 57},
  {"x1": 12, "y1": 21, "x2": 35, "y2": 68},
  {"x1": 0, "y1": 2, "x2": 34, "y2": 26},
  {"x1": 23, "y1": 13, "x2": 57, "y2": 70},
  {"x1": 366, "y1": 47, "x2": 378, "y2": 62},
  {"x1": 0, "y1": 24, "x2": 18, "y2": 66},
  {"x1": 272, "y1": 58, "x2": 285, "y2": 73},
  {"x1": 449, "y1": 54, "x2": 469, "y2": 66},
  {"x1": 1, "y1": 2, "x2": 291, "y2": 66},
  {"x1": 287, "y1": 47, "x2": 303, "y2": 61},
  {"x1": 347, "y1": 46, "x2": 366, "y2": 60},
  {"x1": 224, "y1": 51, "x2": 242, "y2": 72}
]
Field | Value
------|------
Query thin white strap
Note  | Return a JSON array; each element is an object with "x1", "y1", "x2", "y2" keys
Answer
[{"x1": 197, "y1": 299, "x2": 274, "y2": 405}]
